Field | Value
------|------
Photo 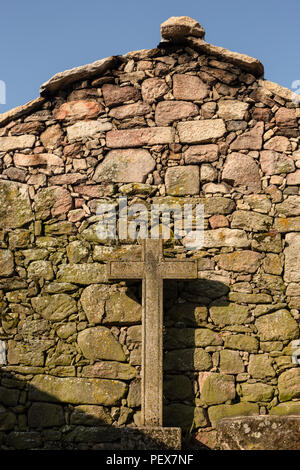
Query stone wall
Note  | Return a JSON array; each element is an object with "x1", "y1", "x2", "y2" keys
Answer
[{"x1": 0, "y1": 17, "x2": 299, "y2": 450}]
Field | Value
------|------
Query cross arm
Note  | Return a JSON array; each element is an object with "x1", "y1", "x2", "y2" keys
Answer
[
  {"x1": 108, "y1": 261, "x2": 144, "y2": 280},
  {"x1": 160, "y1": 260, "x2": 198, "y2": 279}
]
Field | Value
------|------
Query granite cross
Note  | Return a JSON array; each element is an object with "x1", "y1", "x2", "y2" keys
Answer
[{"x1": 107, "y1": 238, "x2": 198, "y2": 427}]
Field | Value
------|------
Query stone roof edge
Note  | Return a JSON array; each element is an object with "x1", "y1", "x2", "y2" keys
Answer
[
  {"x1": 0, "y1": 39, "x2": 295, "y2": 128},
  {"x1": 0, "y1": 97, "x2": 45, "y2": 128}
]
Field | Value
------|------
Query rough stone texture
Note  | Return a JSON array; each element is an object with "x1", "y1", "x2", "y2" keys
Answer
[
  {"x1": 28, "y1": 403, "x2": 65, "y2": 428},
  {"x1": 102, "y1": 84, "x2": 140, "y2": 107},
  {"x1": 165, "y1": 166, "x2": 200, "y2": 196},
  {"x1": 201, "y1": 373, "x2": 235, "y2": 405},
  {"x1": 184, "y1": 144, "x2": 218, "y2": 164},
  {"x1": 0, "y1": 180, "x2": 33, "y2": 229},
  {"x1": 56, "y1": 263, "x2": 107, "y2": 284},
  {"x1": 230, "y1": 122, "x2": 264, "y2": 150},
  {"x1": 121, "y1": 427, "x2": 181, "y2": 450},
  {"x1": 260, "y1": 150, "x2": 295, "y2": 175},
  {"x1": 141, "y1": 78, "x2": 169, "y2": 103},
  {"x1": 216, "y1": 250, "x2": 262, "y2": 273},
  {"x1": 94, "y1": 149, "x2": 155, "y2": 183},
  {"x1": 210, "y1": 301, "x2": 249, "y2": 326},
  {"x1": 106, "y1": 127, "x2": 174, "y2": 148},
  {"x1": 173, "y1": 74, "x2": 209, "y2": 101},
  {"x1": 34, "y1": 187, "x2": 72, "y2": 219},
  {"x1": 54, "y1": 100, "x2": 104, "y2": 121},
  {"x1": 77, "y1": 327, "x2": 126, "y2": 362},
  {"x1": 278, "y1": 368, "x2": 300, "y2": 401},
  {"x1": 255, "y1": 309, "x2": 299, "y2": 341},
  {"x1": 222, "y1": 153, "x2": 261, "y2": 193},
  {"x1": 67, "y1": 120, "x2": 112, "y2": 140},
  {"x1": 161, "y1": 16, "x2": 205, "y2": 41},
  {"x1": 217, "y1": 416, "x2": 300, "y2": 450},
  {"x1": 284, "y1": 233, "x2": 300, "y2": 282},
  {"x1": 31, "y1": 294, "x2": 77, "y2": 321},
  {"x1": 155, "y1": 100, "x2": 198, "y2": 126},
  {"x1": 29, "y1": 375, "x2": 127, "y2": 406},
  {"x1": 0, "y1": 15, "x2": 299, "y2": 451},
  {"x1": 178, "y1": 119, "x2": 226, "y2": 143},
  {"x1": 208, "y1": 403, "x2": 259, "y2": 428},
  {"x1": 217, "y1": 100, "x2": 248, "y2": 120},
  {"x1": 0, "y1": 135, "x2": 35, "y2": 151}
]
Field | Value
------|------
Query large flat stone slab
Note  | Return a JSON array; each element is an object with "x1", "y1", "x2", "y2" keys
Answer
[
  {"x1": 121, "y1": 427, "x2": 181, "y2": 450},
  {"x1": 217, "y1": 416, "x2": 300, "y2": 450}
]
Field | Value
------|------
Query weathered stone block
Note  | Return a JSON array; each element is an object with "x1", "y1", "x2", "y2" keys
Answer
[
  {"x1": 164, "y1": 375, "x2": 193, "y2": 401},
  {"x1": 217, "y1": 100, "x2": 248, "y2": 120},
  {"x1": 93, "y1": 149, "x2": 155, "y2": 183},
  {"x1": 208, "y1": 403, "x2": 259, "y2": 428},
  {"x1": 222, "y1": 153, "x2": 261, "y2": 193},
  {"x1": 184, "y1": 144, "x2": 219, "y2": 164},
  {"x1": 231, "y1": 211, "x2": 272, "y2": 232},
  {"x1": 164, "y1": 348, "x2": 212, "y2": 371},
  {"x1": 67, "y1": 119, "x2": 112, "y2": 140},
  {"x1": 210, "y1": 301, "x2": 249, "y2": 326},
  {"x1": 57, "y1": 263, "x2": 108, "y2": 284},
  {"x1": 165, "y1": 405, "x2": 206, "y2": 433},
  {"x1": 248, "y1": 354, "x2": 275, "y2": 379},
  {"x1": 40, "y1": 124, "x2": 63, "y2": 150},
  {"x1": 165, "y1": 166, "x2": 200, "y2": 196},
  {"x1": 178, "y1": 119, "x2": 226, "y2": 143},
  {"x1": 201, "y1": 373, "x2": 236, "y2": 405},
  {"x1": 224, "y1": 335, "x2": 259, "y2": 353},
  {"x1": 80, "y1": 284, "x2": 107, "y2": 323},
  {"x1": 121, "y1": 427, "x2": 181, "y2": 450},
  {"x1": 0, "y1": 134, "x2": 35, "y2": 151},
  {"x1": 0, "y1": 249, "x2": 14, "y2": 277},
  {"x1": 255, "y1": 309, "x2": 299, "y2": 341},
  {"x1": 173, "y1": 74, "x2": 209, "y2": 101},
  {"x1": 77, "y1": 326, "x2": 126, "y2": 361},
  {"x1": 155, "y1": 100, "x2": 198, "y2": 126},
  {"x1": 81, "y1": 362, "x2": 137, "y2": 380},
  {"x1": 278, "y1": 368, "x2": 300, "y2": 401},
  {"x1": 203, "y1": 229, "x2": 250, "y2": 248},
  {"x1": 27, "y1": 260, "x2": 54, "y2": 281},
  {"x1": 216, "y1": 250, "x2": 262, "y2": 273},
  {"x1": 230, "y1": 122, "x2": 264, "y2": 150},
  {"x1": 217, "y1": 416, "x2": 300, "y2": 450},
  {"x1": 106, "y1": 127, "x2": 174, "y2": 148},
  {"x1": 161, "y1": 16, "x2": 205, "y2": 40},
  {"x1": 31, "y1": 294, "x2": 77, "y2": 321},
  {"x1": 54, "y1": 100, "x2": 104, "y2": 121},
  {"x1": 105, "y1": 290, "x2": 142, "y2": 324},
  {"x1": 28, "y1": 403, "x2": 65, "y2": 427},
  {"x1": 30, "y1": 375, "x2": 127, "y2": 405},
  {"x1": 240, "y1": 383, "x2": 274, "y2": 402},
  {"x1": 0, "y1": 180, "x2": 33, "y2": 229},
  {"x1": 219, "y1": 350, "x2": 245, "y2": 374},
  {"x1": 102, "y1": 84, "x2": 140, "y2": 107},
  {"x1": 141, "y1": 78, "x2": 169, "y2": 103},
  {"x1": 260, "y1": 150, "x2": 295, "y2": 175},
  {"x1": 34, "y1": 186, "x2": 72, "y2": 220},
  {"x1": 70, "y1": 405, "x2": 113, "y2": 425}
]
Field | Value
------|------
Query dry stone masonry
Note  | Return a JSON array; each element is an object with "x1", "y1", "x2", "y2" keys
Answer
[{"x1": 0, "y1": 16, "x2": 299, "y2": 450}]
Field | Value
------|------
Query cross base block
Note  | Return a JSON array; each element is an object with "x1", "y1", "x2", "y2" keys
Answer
[{"x1": 121, "y1": 427, "x2": 182, "y2": 450}]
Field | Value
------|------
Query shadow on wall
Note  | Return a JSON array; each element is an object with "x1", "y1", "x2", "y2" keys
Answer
[
  {"x1": 0, "y1": 367, "x2": 183, "y2": 450},
  {"x1": 0, "y1": 278, "x2": 230, "y2": 451},
  {"x1": 162, "y1": 278, "x2": 230, "y2": 450}
]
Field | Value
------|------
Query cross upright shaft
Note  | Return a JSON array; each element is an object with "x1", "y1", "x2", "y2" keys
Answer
[{"x1": 108, "y1": 239, "x2": 197, "y2": 427}]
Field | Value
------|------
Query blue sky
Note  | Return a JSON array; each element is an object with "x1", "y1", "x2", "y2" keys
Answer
[{"x1": 0, "y1": 0, "x2": 299, "y2": 113}]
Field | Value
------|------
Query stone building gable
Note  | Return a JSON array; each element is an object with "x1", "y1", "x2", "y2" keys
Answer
[{"x1": 0, "y1": 16, "x2": 299, "y2": 450}]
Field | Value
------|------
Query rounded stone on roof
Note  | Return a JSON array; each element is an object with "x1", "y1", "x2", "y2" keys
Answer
[{"x1": 161, "y1": 16, "x2": 205, "y2": 42}]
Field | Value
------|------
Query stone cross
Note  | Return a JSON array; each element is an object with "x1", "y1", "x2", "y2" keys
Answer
[{"x1": 108, "y1": 239, "x2": 197, "y2": 427}]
